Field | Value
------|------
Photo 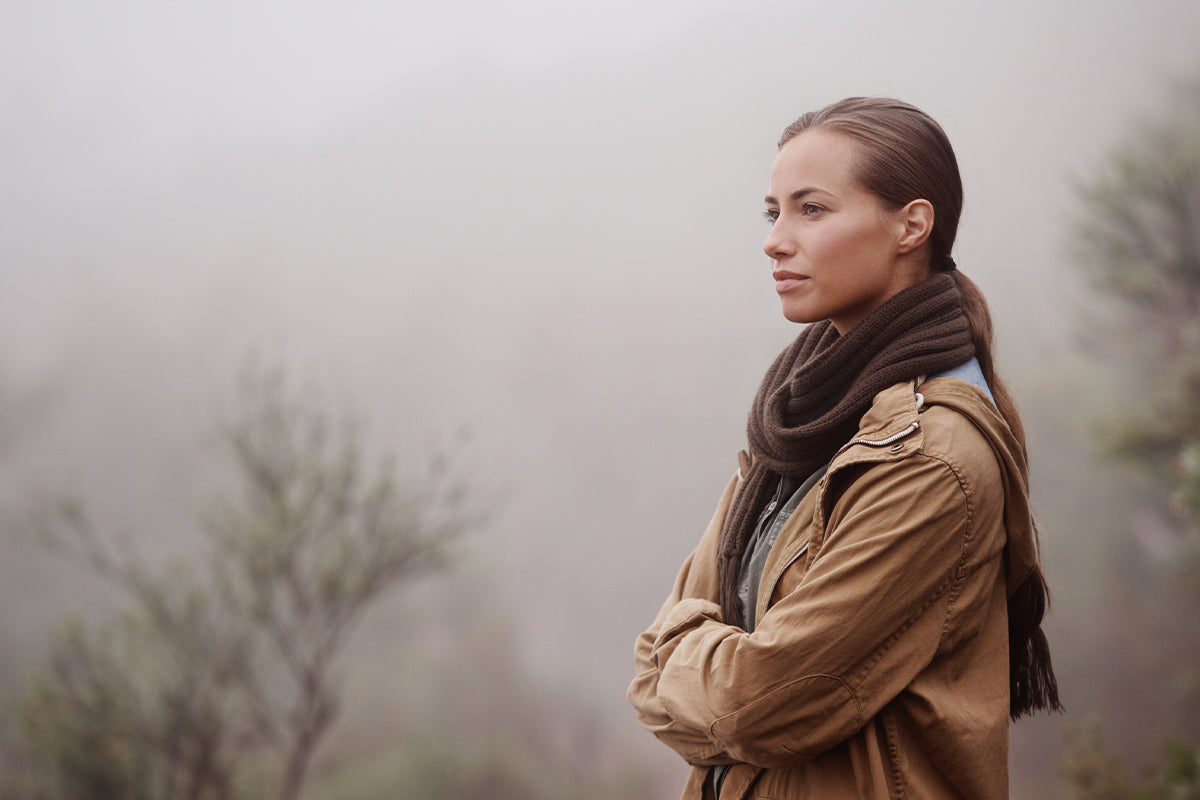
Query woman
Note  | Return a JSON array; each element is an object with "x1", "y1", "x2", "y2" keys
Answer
[{"x1": 627, "y1": 97, "x2": 1061, "y2": 799}]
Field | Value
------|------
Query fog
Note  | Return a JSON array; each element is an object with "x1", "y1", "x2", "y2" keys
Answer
[{"x1": 3, "y1": 1, "x2": 1199, "y2": 796}]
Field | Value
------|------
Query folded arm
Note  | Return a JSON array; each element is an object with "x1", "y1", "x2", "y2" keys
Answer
[{"x1": 649, "y1": 453, "x2": 986, "y2": 768}]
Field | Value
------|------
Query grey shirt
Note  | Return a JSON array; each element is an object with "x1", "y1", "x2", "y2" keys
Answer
[{"x1": 736, "y1": 465, "x2": 828, "y2": 632}]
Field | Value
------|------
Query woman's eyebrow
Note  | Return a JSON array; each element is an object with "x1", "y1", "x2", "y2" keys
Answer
[{"x1": 764, "y1": 188, "x2": 820, "y2": 205}]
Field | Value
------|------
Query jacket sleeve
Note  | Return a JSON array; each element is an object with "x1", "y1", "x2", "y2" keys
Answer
[
  {"x1": 627, "y1": 473, "x2": 741, "y2": 766},
  {"x1": 649, "y1": 451, "x2": 999, "y2": 768}
]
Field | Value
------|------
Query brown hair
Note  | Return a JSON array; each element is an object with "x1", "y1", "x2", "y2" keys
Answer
[{"x1": 779, "y1": 97, "x2": 1061, "y2": 719}]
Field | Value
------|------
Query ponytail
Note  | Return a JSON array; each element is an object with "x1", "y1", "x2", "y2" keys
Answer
[{"x1": 951, "y1": 270, "x2": 1064, "y2": 719}]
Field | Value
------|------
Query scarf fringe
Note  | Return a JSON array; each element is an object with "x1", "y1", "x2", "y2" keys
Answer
[{"x1": 718, "y1": 464, "x2": 774, "y2": 625}]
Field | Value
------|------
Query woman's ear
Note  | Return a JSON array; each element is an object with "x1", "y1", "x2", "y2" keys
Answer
[{"x1": 896, "y1": 199, "x2": 934, "y2": 254}]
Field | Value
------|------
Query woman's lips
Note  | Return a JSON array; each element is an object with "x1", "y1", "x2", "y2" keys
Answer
[{"x1": 773, "y1": 271, "x2": 808, "y2": 292}]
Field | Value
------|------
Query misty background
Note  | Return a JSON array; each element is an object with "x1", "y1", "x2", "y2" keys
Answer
[{"x1": 2, "y1": 1, "x2": 1199, "y2": 797}]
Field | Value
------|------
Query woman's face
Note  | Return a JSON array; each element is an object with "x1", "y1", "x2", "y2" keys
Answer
[{"x1": 763, "y1": 128, "x2": 924, "y2": 333}]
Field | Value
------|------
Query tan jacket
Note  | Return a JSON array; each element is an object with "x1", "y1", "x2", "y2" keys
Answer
[{"x1": 628, "y1": 377, "x2": 1038, "y2": 799}]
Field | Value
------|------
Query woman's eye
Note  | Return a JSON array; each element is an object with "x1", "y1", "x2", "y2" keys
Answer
[
  {"x1": 762, "y1": 209, "x2": 779, "y2": 224},
  {"x1": 801, "y1": 203, "x2": 823, "y2": 215}
]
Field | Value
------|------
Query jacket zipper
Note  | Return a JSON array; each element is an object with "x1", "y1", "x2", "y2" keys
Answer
[
  {"x1": 757, "y1": 420, "x2": 918, "y2": 621},
  {"x1": 834, "y1": 420, "x2": 919, "y2": 457},
  {"x1": 714, "y1": 764, "x2": 729, "y2": 798}
]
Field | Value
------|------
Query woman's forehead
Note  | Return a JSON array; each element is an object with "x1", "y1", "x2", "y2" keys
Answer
[{"x1": 768, "y1": 129, "x2": 864, "y2": 198}]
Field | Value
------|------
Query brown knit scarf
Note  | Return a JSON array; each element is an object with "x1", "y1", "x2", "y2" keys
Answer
[{"x1": 717, "y1": 273, "x2": 975, "y2": 623}]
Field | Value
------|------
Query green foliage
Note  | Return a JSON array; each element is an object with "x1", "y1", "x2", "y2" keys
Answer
[
  {"x1": 1068, "y1": 78, "x2": 1200, "y2": 539},
  {"x1": 14, "y1": 619, "x2": 157, "y2": 800},
  {"x1": 1062, "y1": 73, "x2": 1200, "y2": 800},
  {"x1": 4, "y1": 361, "x2": 472, "y2": 800},
  {"x1": 309, "y1": 733, "x2": 663, "y2": 800},
  {"x1": 303, "y1": 568, "x2": 668, "y2": 800},
  {"x1": 1065, "y1": 721, "x2": 1200, "y2": 800},
  {"x1": 9, "y1": 541, "x2": 253, "y2": 800},
  {"x1": 315, "y1": 742, "x2": 563, "y2": 800}
]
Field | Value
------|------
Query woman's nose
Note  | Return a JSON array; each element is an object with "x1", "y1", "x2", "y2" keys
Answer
[{"x1": 763, "y1": 224, "x2": 794, "y2": 260}]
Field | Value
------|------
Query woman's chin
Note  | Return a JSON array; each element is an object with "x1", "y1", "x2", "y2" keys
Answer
[{"x1": 779, "y1": 301, "x2": 822, "y2": 325}]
